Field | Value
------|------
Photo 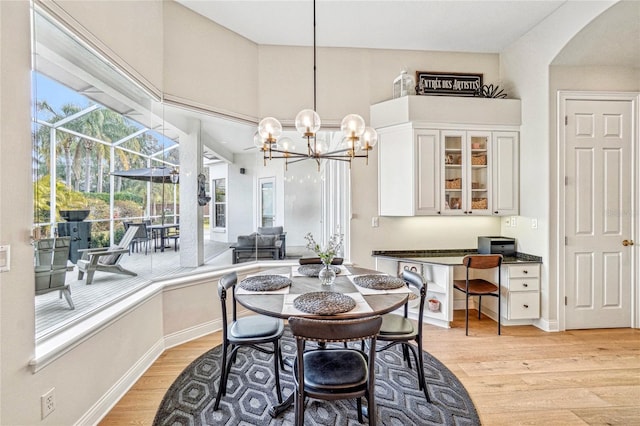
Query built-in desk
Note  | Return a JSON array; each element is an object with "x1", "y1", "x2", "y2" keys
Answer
[{"x1": 373, "y1": 250, "x2": 542, "y2": 328}]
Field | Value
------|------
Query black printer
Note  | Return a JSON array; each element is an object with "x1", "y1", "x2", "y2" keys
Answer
[{"x1": 477, "y1": 236, "x2": 516, "y2": 256}]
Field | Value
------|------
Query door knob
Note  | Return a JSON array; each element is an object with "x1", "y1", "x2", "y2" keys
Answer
[{"x1": 622, "y1": 239, "x2": 634, "y2": 246}]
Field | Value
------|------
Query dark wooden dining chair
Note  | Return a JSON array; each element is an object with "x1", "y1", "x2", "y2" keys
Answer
[
  {"x1": 375, "y1": 269, "x2": 431, "y2": 403},
  {"x1": 298, "y1": 257, "x2": 343, "y2": 265},
  {"x1": 288, "y1": 316, "x2": 382, "y2": 426},
  {"x1": 453, "y1": 254, "x2": 503, "y2": 335},
  {"x1": 214, "y1": 272, "x2": 285, "y2": 410}
]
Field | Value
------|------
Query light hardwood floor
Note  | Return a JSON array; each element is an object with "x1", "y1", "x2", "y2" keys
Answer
[{"x1": 100, "y1": 311, "x2": 640, "y2": 425}]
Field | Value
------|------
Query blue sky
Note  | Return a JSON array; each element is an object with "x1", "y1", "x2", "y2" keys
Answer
[
  {"x1": 33, "y1": 72, "x2": 91, "y2": 117},
  {"x1": 33, "y1": 72, "x2": 177, "y2": 150}
]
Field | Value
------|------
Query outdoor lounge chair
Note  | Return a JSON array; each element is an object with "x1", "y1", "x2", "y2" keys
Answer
[
  {"x1": 35, "y1": 237, "x2": 74, "y2": 309},
  {"x1": 76, "y1": 226, "x2": 139, "y2": 285}
]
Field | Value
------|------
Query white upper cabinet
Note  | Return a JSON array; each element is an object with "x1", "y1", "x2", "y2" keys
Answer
[
  {"x1": 373, "y1": 96, "x2": 520, "y2": 217},
  {"x1": 378, "y1": 126, "x2": 440, "y2": 216},
  {"x1": 491, "y1": 131, "x2": 519, "y2": 216}
]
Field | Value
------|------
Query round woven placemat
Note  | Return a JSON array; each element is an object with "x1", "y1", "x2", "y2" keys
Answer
[
  {"x1": 293, "y1": 292, "x2": 356, "y2": 315},
  {"x1": 297, "y1": 264, "x2": 341, "y2": 277},
  {"x1": 353, "y1": 274, "x2": 406, "y2": 290},
  {"x1": 239, "y1": 275, "x2": 292, "y2": 291}
]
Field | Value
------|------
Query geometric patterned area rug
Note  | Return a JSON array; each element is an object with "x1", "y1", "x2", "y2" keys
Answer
[{"x1": 153, "y1": 327, "x2": 480, "y2": 425}]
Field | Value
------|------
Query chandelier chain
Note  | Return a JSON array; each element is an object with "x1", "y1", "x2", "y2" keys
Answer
[{"x1": 255, "y1": 0, "x2": 378, "y2": 171}]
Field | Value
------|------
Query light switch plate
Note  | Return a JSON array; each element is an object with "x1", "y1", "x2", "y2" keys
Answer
[
  {"x1": 0, "y1": 245, "x2": 9, "y2": 272},
  {"x1": 510, "y1": 217, "x2": 517, "y2": 227},
  {"x1": 531, "y1": 218, "x2": 538, "y2": 229}
]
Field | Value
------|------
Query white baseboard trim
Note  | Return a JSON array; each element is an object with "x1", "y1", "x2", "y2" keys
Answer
[
  {"x1": 535, "y1": 318, "x2": 558, "y2": 332},
  {"x1": 81, "y1": 320, "x2": 224, "y2": 425},
  {"x1": 76, "y1": 337, "x2": 165, "y2": 426}
]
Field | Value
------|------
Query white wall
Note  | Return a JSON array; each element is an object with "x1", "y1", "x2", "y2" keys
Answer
[
  {"x1": 0, "y1": 1, "x2": 38, "y2": 423},
  {"x1": 163, "y1": 0, "x2": 259, "y2": 120},
  {"x1": 499, "y1": 0, "x2": 617, "y2": 329}
]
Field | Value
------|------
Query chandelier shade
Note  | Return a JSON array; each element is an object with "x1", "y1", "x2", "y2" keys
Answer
[
  {"x1": 257, "y1": 117, "x2": 283, "y2": 142},
  {"x1": 255, "y1": 0, "x2": 377, "y2": 171},
  {"x1": 295, "y1": 109, "x2": 321, "y2": 136}
]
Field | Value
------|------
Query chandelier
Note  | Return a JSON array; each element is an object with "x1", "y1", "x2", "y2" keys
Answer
[{"x1": 254, "y1": 0, "x2": 378, "y2": 171}]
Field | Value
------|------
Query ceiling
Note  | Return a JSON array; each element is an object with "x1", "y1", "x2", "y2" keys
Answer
[
  {"x1": 177, "y1": 0, "x2": 639, "y2": 158},
  {"x1": 177, "y1": 0, "x2": 567, "y2": 53}
]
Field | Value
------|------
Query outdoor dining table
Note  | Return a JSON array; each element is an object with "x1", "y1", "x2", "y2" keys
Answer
[
  {"x1": 234, "y1": 264, "x2": 411, "y2": 417},
  {"x1": 148, "y1": 223, "x2": 179, "y2": 252}
]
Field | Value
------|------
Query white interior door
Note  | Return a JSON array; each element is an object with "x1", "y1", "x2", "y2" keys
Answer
[{"x1": 564, "y1": 98, "x2": 634, "y2": 329}]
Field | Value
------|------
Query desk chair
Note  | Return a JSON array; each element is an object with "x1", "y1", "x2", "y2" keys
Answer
[{"x1": 453, "y1": 254, "x2": 503, "y2": 335}]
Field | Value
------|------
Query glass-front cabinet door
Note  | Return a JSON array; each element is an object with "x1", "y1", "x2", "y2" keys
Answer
[
  {"x1": 441, "y1": 131, "x2": 491, "y2": 215},
  {"x1": 442, "y1": 131, "x2": 465, "y2": 214},
  {"x1": 468, "y1": 133, "x2": 491, "y2": 215}
]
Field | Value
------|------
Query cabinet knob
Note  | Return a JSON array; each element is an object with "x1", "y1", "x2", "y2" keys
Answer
[
  {"x1": 494, "y1": 211, "x2": 499, "y2": 214},
  {"x1": 523, "y1": 304, "x2": 529, "y2": 309},
  {"x1": 437, "y1": 211, "x2": 441, "y2": 214},
  {"x1": 522, "y1": 283, "x2": 528, "y2": 287},
  {"x1": 468, "y1": 211, "x2": 473, "y2": 214},
  {"x1": 523, "y1": 270, "x2": 528, "y2": 274}
]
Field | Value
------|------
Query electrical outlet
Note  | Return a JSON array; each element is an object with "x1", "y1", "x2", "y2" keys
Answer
[{"x1": 41, "y1": 388, "x2": 55, "y2": 419}]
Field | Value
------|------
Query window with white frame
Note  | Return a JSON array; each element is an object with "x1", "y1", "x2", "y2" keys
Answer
[{"x1": 213, "y1": 178, "x2": 226, "y2": 228}]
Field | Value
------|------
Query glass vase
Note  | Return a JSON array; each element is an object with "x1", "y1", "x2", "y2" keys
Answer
[{"x1": 319, "y1": 259, "x2": 337, "y2": 286}]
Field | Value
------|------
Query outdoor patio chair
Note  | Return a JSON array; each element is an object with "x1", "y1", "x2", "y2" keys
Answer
[
  {"x1": 125, "y1": 221, "x2": 152, "y2": 255},
  {"x1": 34, "y1": 237, "x2": 74, "y2": 309},
  {"x1": 76, "y1": 226, "x2": 139, "y2": 285}
]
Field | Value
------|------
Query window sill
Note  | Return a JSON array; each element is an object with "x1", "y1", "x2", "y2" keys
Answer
[{"x1": 30, "y1": 260, "x2": 296, "y2": 373}]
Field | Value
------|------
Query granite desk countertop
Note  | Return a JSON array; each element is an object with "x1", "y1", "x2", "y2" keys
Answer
[{"x1": 372, "y1": 249, "x2": 542, "y2": 265}]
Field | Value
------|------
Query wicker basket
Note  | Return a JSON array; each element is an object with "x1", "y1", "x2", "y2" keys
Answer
[
  {"x1": 471, "y1": 198, "x2": 488, "y2": 209},
  {"x1": 445, "y1": 178, "x2": 462, "y2": 189},
  {"x1": 471, "y1": 154, "x2": 487, "y2": 165}
]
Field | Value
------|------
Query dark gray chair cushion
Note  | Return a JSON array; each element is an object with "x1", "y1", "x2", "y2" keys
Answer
[
  {"x1": 301, "y1": 349, "x2": 368, "y2": 391},
  {"x1": 236, "y1": 233, "x2": 256, "y2": 247},
  {"x1": 379, "y1": 314, "x2": 415, "y2": 335},
  {"x1": 230, "y1": 315, "x2": 284, "y2": 340},
  {"x1": 258, "y1": 226, "x2": 283, "y2": 235},
  {"x1": 256, "y1": 235, "x2": 277, "y2": 247}
]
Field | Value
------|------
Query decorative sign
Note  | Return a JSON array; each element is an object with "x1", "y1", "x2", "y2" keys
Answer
[{"x1": 416, "y1": 72, "x2": 483, "y2": 97}]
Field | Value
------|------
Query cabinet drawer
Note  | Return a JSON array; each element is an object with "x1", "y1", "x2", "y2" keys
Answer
[
  {"x1": 508, "y1": 292, "x2": 539, "y2": 319},
  {"x1": 507, "y1": 277, "x2": 539, "y2": 292},
  {"x1": 509, "y1": 264, "x2": 539, "y2": 278}
]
